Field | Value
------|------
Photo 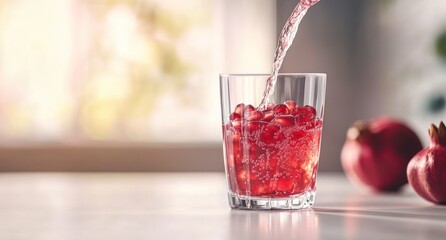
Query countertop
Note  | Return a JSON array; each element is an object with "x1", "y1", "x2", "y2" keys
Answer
[{"x1": 0, "y1": 173, "x2": 444, "y2": 239}]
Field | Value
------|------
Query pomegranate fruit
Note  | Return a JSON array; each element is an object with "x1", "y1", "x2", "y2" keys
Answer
[
  {"x1": 341, "y1": 118, "x2": 423, "y2": 192},
  {"x1": 407, "y1": 122, "x2": 446, "y2": 204}
]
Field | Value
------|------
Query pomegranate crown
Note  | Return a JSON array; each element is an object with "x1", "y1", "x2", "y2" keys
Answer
[
  {"x1": 347, "y1": 121, "x2": 370, "y2": 141},
  {"x1": 429, "y1": 121, "x2": 446, "y2": 146}
]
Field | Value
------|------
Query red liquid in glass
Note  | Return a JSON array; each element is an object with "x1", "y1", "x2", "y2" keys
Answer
[{"x1": 223, "y1": 101, "x2": 322, "y2": 197}]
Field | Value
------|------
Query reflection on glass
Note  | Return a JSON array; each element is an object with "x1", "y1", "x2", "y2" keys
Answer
[{"x1": 229, "y1": 210, "x2": 319, "y2": 240}]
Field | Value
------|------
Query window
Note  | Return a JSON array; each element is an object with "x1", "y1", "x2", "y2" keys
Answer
[{"x1": 0, "y1": 0, "x2": 275, "y2": 146}]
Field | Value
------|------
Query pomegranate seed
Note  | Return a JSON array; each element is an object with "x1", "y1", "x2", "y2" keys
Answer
[
  {"x1": 273, "y1": 104, "x2": 290, "y2": 115},
  {"x1": 245, "y1": 121, "x2": 266, "y2": 132},
  {"x1": 238, "y1": 169, "x2": 249, "y2": 181},
  {"x1": 230, "y1": 113, "x2": 240, "y2": 120},
  {"x1": 295, "y1": 106, "x2": 308, "y2": 115},
  {"x1": 245, "y1": 110, "x2": 264, "y2": 121},
  {"x1": 250, "y1": 146, "x2": 265, "y2": 161},
  {"x1": 229, "y1": 137, "x2": 241, "y2": 152},
  {"x1": 305, "y1": 118, "x2": 322, "y2": 129},
  {"x1": 304, "y1": 105, "x2": 317, "y2": 116},
  {"x1": 262, "y1": 111, "x2": 275, "y2": 122},
  {"x1": 227, "y1": 132, "x2": 242, "y2": 166},
  {"x1": 236, "y1": 169, "x2": 249, "y2": 192},
  {"x1": 314, "y1": 119, "x2": 323, "y2": 128},
  {"x1": 290, "y1": 108, "x2": 300, "y2": 116},
  {"x1": 244, "y1": 104, "x2": 256, "y2": 115},
  {"x1": 267, "y1": 103, "x2": 276, "y2": 110},
  {"x1": 251, "y1": 181, "x2": 269, "y2": 196},
  {"x1": 293, "y1": 105, "x2": 317, "y2": 122},
  {"x1": 289, "y1": 159, "x2": 299, "y2": 169},
  {"x1": 284, "y1": 100, "x2": 297, "y2": 111},
  {"x1": 277, "y1": 179, "x2": 294, "y2": 192},
  {"x1": 291, "y1": 129, "x2": 306, "y2": 141},
  {"x1": 294, "y1": 105, "x2": 312, "y2": 114},
  {"x1": 261, "y1": 125, "x2": 280, "y2": 143},
  {"x1": 274, "y1": 115, "x2": 295, "y2": 127},
  {"x1": 232, "y1": 118, "x2": 243, "y2": 130},
  {"x1": 296, "y1": 114, "x2": 315, "y2": 125},
  {"x1": 234, "y1": 103, "x2": 245, "y2": 116},
  {"x1": 234, "y1": 153, "x2": 243, "y2": 165},
  {"x1": 230, "y1": 131, "x2": 241, "y2": 145},
  {"x1": 249, "y1": 144, "x2": 258, "y2": 153},
  {"x1": 258, "y1": 158, "x2": 266, "y2": 169},
  {"x1": 267, "y1": 152, "x2": 279, "y2": 168},
  {"x1": 275, "y1": 132, "x2": 285, "y2": 142},
  {"x1": 249, "y1": 170, "x2": 259, "y2": 180},
  {"x1": 266, "y1": 124, "x2": 280, "y2": 134}
]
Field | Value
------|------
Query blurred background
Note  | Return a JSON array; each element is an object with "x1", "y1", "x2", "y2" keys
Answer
[{"x1": 0, "y1": 0, "x2": 445, "y2": 172}]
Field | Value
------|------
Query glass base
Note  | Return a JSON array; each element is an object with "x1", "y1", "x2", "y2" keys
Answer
[{"x1": 228, "y1": 191, "x2": 316, "y2": 210}]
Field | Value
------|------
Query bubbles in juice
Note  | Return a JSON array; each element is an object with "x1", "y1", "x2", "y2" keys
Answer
[{"x1": 223, "y1": 101, "x2": 322, "y2": 197}]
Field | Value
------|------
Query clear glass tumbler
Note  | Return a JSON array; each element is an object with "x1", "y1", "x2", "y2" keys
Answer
[{"x1": 220, "y1": 73, "x2": 326, "y2": 210}]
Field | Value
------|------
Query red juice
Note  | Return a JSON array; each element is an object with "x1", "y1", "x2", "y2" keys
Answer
[{"x1": 223, "y1": 101, "x2": 322, "y2": 197}]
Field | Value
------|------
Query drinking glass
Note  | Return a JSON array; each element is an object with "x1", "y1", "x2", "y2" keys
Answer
[{"x1": 220, "y1": 73, "x2": 326, "y2": 210}]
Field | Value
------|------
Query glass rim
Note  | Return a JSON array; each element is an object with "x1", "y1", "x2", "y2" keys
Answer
[{"x1": 219, "y1": 73, "x2": 327, "y2": 78}]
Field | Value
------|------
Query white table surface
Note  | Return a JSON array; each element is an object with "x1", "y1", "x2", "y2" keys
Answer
[{"x1": 0, "y1": 173, "x2": 444, "y2": 240}]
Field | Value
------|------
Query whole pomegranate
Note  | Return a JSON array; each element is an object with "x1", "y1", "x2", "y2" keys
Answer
[
  {"x1": 341, "y1": 118, "x2": 423, "y2": 192},
  {"x1": 407, "y1": 122, "x2": 446, "y2": 204}
]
